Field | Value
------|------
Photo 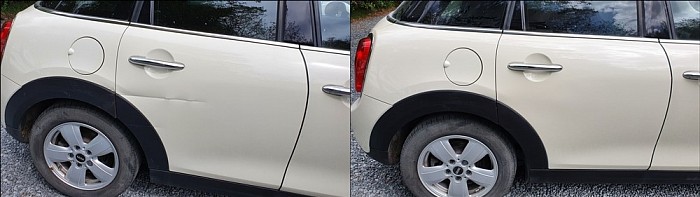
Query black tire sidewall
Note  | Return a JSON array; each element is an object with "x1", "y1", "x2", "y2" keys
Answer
[
  {"x1": 400, "y1": 116, "x2": 516, "y2": 197},
  {"x1": 28, "y1": 104, "x2": 139, "y2": 197}
]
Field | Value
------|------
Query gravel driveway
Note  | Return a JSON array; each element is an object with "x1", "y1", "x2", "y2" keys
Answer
[{"x1": 349, "y1": 14, "x2": 700, "y2": 197}]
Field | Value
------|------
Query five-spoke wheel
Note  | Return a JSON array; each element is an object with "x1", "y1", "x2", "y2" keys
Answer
[
  {"x1": 29, "y1": 103, "x2": 140, "y2": 197},
  {"x1": 43, "y1": 122, "x2": 118, "y2": 190},
  {"x1": 401, "y1": 115, "x2": 516, "y2": 197}
]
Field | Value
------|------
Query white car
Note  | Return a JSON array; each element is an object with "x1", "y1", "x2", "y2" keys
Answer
[
  {"x1": 351, "y1": 1, "x2": 699, "y2": 196},
  {"x1": 1, "y1": 1, "x2": 351, "y2": 196}
]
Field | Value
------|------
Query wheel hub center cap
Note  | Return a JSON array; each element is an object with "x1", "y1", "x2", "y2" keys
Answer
[
  {"x1": 453, "y1": 167, "x2": 464, "y2": 175},
  {"x1": 75, "y1": 154, "x2": 86, "y2": 162}
]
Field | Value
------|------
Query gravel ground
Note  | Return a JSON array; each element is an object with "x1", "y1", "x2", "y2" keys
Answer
[
  {"x1": 1, "y1": 129, "x2": 219, "y2": 196},
  {"x1": 349, "y1": 14, "x2": 700, "y2": 197}
]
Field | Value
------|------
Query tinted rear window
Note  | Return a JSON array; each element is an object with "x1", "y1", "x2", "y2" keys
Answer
[
  {"x1": 39, "y1": 1, "x2": 135, "y2": 21},
  {"x1": 153, "y1": 1, "x2": 278, "y2": 41},
  {"x1": 392, "y1": 1, "x2": 508, "y2": 29},
  {"x1": 523, "y1": 1, "x2": 638, "y2": 37}
]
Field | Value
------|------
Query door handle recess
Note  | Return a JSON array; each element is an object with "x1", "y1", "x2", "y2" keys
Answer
[
  {"x1": 322, "y1": 85, "x2": 351, "y2": 96},
  {"x1": 129, "y1": 56, "x2": 185, "y2": 70},
  {"x1": 683, "y1": 71, "x2": 700, "y2": 80},
  {"x1": 508, "y1": 63, "x2": 563, "y2": 72}
]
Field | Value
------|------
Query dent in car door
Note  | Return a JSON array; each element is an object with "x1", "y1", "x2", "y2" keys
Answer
[{"x1": 116, "y1": 1, "x2": 307, "y2": 188}]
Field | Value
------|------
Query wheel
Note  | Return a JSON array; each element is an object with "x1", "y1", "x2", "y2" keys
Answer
[
  {"x1": 400, "y1": 115, "x2": 516, "y2": 197},
  {"x1": 28, "y1": 103, "x2": 140, "y2": 197}
]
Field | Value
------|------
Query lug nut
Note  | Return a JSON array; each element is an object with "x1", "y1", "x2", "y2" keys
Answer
[
  {"x1": 86, "y1": 150, "x2": 92, "y2": 155},
  {"x1": 461, "y1": 160, "x2": 468, "y2": 165},
  {"x1": 74, "y1": 145, "x2": 81, "y2": 150},
  {"x1": 86, "y1": 161, "x2": 93, "y2": 166},
  {"x1": 449, "y1": 160, "x2": 456, "y2": 164},
  {"x1": 68, "y1": 153, "x2": 74, "y2": 158},
  {"x1": 466, "y1": 170, "x2": 472, "y2": 175},
  {"x1": 445, "y1": 169, "x2": 451, "y2": 174},
  {"x1": 455, "y1": 176, "x2": 462, "y2": 181}
]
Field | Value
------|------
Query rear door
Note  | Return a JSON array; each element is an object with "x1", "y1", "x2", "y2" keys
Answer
[
  {"x1": 650, "y1": 1, "x2": 700, "y2": 171},
  {"x1": 280, "y1": 1, "x2": 350, "y2": 196},
  {"x1": 497, "y1": 1, "x2": 671, "y2": 169},
  {"x1": 115, "y1": 1, "x2": 307, "y2": 188}
]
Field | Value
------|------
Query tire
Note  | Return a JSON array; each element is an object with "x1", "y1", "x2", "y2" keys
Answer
[
  {"x1": 28, "y1": 102, "x2": 140, "y2": 197},
  {"x1": 400, "y1": 115, "x2": 516, "y2": 197}
]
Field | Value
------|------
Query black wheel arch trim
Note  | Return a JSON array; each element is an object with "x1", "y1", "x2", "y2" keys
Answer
[
  {"x1": 4, "y1": 76, "x2": 169, "y2": 171},
  {"x1": 367, "y1": 90, "x2": 549, "y2": 169}
]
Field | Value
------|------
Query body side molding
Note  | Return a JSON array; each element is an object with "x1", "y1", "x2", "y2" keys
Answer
[
  {"x1": 367, "y1": 90, "x2": 549, "y2": 169},
  {"x1": 4, "y1": 77, "x2": 169, "y2": 171}
]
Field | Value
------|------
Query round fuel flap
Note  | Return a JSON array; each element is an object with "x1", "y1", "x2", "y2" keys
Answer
[
  {"x1": 443, "y1": 48, "x2": 483, "y2": 86},
  {"x1": 68, "y1": 37, "x2": 104, "y2": 75}
]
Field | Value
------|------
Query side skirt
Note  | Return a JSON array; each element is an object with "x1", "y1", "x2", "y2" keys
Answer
[
  {"x1": 528, "y1": 169, "x2": 700, "y2": 184},
  {"x1": 149, "y1": 170, "x2": 308, "y2": 197}
]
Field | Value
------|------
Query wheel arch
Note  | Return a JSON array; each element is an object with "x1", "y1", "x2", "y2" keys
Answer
[
  {"x1": 4, "y1": 76, "x2": 169, "y2": 171},
  {"x1": 367, "y1": 90, "x2": 548, "y2": 170}
]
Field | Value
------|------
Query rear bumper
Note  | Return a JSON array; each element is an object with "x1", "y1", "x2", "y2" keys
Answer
[
  {"x1": 350, "y1": 94, "x2": 391, "y2": 153},
  {"x1": 1, "y1": 75, "x2": 23, "y2": 142}
]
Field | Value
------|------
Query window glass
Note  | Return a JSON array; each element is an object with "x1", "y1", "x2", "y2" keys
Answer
[
  {"x1": 154, "y1": 1, "x2": 277, "y2": 41},
  {"x1": 524, "y1": 1, "x2": 638, "y2": 37},
  {"x1": 318, "y1": 1, "x2": 350, "y2": 50},
  {"x1": 41, "y1": 1, "x2": 134, "y2": 21},
  {"x1": 393, "y1": 1, "x2": 508, "y2": 29},
  {"x1": 644, "y1": 1, "x2": 670, "y2": 39},
  {"x1": 670, "y1": 1, "x2": 700, "y2": 40},
  {"x1": 283, "y1": 1, "x2": 314, "y2": 45}
]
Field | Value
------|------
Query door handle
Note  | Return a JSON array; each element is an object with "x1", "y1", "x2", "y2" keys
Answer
[
  {"x1": 508, "y1": 63, "x2": 563, "y2": 72},
  {"x1": 129, "y1": 56, "x2": 185, "y2": 70},
  {"x1": 683, "y1": 71, "x2": 700, "y2": 80},
  {"x1": 322, "y1": 85, "x2": 351, "y2": 96}
]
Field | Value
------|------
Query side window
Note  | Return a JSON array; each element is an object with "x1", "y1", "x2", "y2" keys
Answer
[
  {"x1": 153, "y1": 1, "x2": 278, "y2": 41},
  {"x1": 283, "y1": 1, "x2": 314, "y2": 46},
  {"x1": 524, "y1": 1, "x2": 638, "y2": 37},
  {"x1": 39, "y1": 1, "x2": 134, "y2": 21},
  {"x1": 509, "y1": 1, "x2": 523, "y2": 30},
  {"x1": 669, "y1": 1, "x2": 700, "y2": 40},
  {"x1": 318, "y1": 1, "x2": 350, "y2": 50},
  {"x1": 393, "y1": 1, "x2": 508, "y2": 29}
]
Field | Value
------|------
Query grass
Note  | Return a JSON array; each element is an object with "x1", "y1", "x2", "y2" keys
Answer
[{"x1": 1, "y1": 1, "x2": 35, "y2": 21}]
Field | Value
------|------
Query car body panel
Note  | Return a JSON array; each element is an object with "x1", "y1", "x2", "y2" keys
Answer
[
  {"x1": 650, "y1": 40, "x2": 700, "y2": 170},
  {"x1": 359, "y1": 18, "x2": 499, "y2": 106},
  {"x1": 115, "y1": 25, "x2": 308, "y2": 189},
  {"x1": 351, "y1": 95, "x2": 392, "y2": 152},
  {"x1": 0, "y1": 6, "x2": 122, "y2": 92},
  {"x1": 281, "y1": 46, "x2": 350, "y2": 197},
  {"x1": 496, "y1": 32, "x2": 671, "y2": 169}
]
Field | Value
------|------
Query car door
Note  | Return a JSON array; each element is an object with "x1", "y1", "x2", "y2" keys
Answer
[
  {"x1": 279, "y1": 1, "x2": 350, "y2": 196},
  {"x1": 115, "y1": 1, "x2": 308, "y2": 188},
  {"x1": 497, "y1": 1, "x2": 671, "y2": 169},
  {"x1": 650, "y1": 0, "x2": 700, "y2": 171}
]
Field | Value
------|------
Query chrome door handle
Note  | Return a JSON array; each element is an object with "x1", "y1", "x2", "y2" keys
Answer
[
  {"x1": 129, "y1": 56, "x2": 185, "y2": 70},
  {"x1": 322, "y1": 85, "x2": 351, "y2": 96},
  {"x1": 508, "y1": 63, "x2": 563, "y2": 72},
  {"x1": 683, "y1": 71, "x2": 700, "y2": 80}
]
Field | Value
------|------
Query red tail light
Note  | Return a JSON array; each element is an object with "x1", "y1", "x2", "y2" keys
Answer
[
  {"x1": 354, "y1": 36, "x2": 372, "y2": 92},
  {"x1": 1, "y1": 20, "x2": 12, "y2": 60}
]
